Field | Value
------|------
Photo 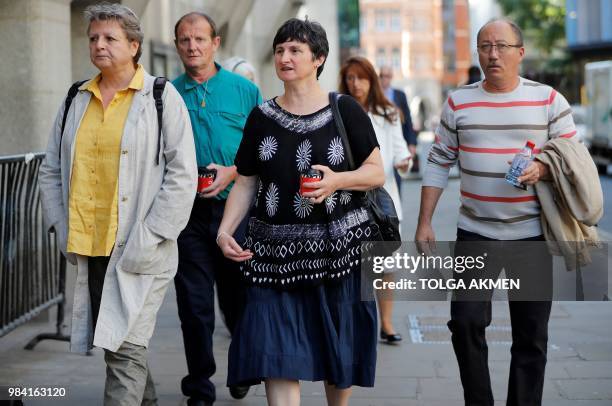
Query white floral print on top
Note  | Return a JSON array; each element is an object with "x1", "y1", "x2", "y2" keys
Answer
[
  {"x1": 266, "y1": 183, "x2": 279, "y2": 217},
  {"x1": 327, "y1": 137, "x2": 345, "y2": 166},
  {"x1": 296, "y1": 139, "x2": 312, "y2": 172},
  {"x1": 259, "y1": 136, "x2": 278, "y2": 161},
  {"x1": 325, "y1": 192, "x2": 337, "y2": 214},
  {"x1": 340, "y1": 191, "x2": 352, "y2": 205},
  {"x1": 293, "y1": 192, "x2": 314, "y2": 218}
]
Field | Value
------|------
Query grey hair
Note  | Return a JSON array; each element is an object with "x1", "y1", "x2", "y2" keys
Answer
[
  {"x1": 477, "y1": 17, "x2": 524, "y2": 46},
  {"x1": 84, "y1": 2, "x2": 144, "y2": 64},
  {"x1": 222, "y1": 56, "x2": 256, "y2": 81}
]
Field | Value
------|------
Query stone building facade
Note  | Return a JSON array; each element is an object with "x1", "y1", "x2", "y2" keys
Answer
[{"x1": 0, "y1": 0, "x2": 339, "y2": 156}]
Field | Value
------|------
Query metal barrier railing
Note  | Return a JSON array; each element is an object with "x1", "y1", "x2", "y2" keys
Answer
[{"x1": 0, "y1": 153, "x2": 69, "y2": 348}]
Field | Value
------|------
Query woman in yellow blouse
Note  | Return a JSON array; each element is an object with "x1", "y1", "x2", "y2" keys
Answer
[{"x1": 39, "y1": 3, "x2": 197, "y2": 405}]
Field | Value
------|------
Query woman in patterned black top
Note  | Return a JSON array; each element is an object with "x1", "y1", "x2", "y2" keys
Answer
[{"x1": 217, "y1": 18, "x2": 384, "y2": 406}]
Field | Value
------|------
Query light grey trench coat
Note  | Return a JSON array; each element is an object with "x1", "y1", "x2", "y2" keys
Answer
[{"x1": 39, "y1": 71, "x2": 197, "y2": 353}]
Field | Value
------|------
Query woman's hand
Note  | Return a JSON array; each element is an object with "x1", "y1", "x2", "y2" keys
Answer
[
  {"x1": 302, "y1": 165, "x2": 342, "y2": 204},
  {"x1": 394, "y1": 157, "x2": 411, "y2": 172},
  {"x1": 217, "y1": 232, "x2": 253, "y2": 262}
]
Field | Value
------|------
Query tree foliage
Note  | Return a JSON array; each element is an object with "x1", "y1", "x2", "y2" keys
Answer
[
  {"x1": 497, "y1": 0, "x2": 566, "y2": 54},
  {"x1": 338, "y1": 0, "x2": 360, "y2": 49},
  {"x1": 497, "y1": 0, "x2": 578, "y2": 101}
]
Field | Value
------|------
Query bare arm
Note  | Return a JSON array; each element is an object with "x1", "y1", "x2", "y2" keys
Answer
[
  {"x1": 415, "y1": 186, "x2": 444, "y2": 251},
  {"x1": 217, "y1": 174, "x2": 258, "y2": 261},
  {"x1": 417, "y1": 97, "x2": 458, "y2": 246}
]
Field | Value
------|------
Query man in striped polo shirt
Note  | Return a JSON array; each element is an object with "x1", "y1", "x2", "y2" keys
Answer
[{"x1": 415, "y1": 18, "x2": 576, "y2": 406}]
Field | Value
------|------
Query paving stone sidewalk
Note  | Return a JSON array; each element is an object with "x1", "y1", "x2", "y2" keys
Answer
[{"x1": 1, "y1": 176, "x2": 611, "y2": 406}]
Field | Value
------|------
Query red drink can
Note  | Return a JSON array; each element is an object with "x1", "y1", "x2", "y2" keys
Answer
[
  {"x1": 300, "y1": 169, "x2": 322, "y2": 196},
  {"x1": 197, "y1": 168, "x2": 217, "y2": 195}
]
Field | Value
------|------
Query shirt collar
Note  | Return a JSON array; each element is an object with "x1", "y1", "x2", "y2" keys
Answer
[
  {"x1": 84, "y1": 73, "x2": 103, "y2": 100},
  {"x1": 128, "y1": 64, "x2": 145, "y2": 90},
  {"x1": 83, "y1": 64, "x2": 145, "y2": 99},
  {"x1": 384, "y1": 87, "x2": 394, "y2": 101},
  {"x1": 183, "y1": 62, "x2": 223, "y2": 92}
]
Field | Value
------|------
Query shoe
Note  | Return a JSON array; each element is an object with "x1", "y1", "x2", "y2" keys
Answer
[
  {"x1": 187, "y1": 398, "x2": 212, "y2": 406},
  {"x1": 380, "y1": 329, "x2": 402, "y2": 344},
  {"x1": 229, "y1": 385, "x2": 250, "y2": 399}
]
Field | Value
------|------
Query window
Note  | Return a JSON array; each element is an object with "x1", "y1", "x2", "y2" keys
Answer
[
  {"x1": 390, "y1": 11, "x2": 401, "y2": 32},
  {"x1": 413, "y1": 16, "x2": 430, "y2": 32},
  {"x1": 360, "y1": 15, "x2": 367, "y2": 33},
  {"x1": 442, "y1": 0, "x2": 456, "y2": 72},
  {"x1": 444, "y1": 54, "x2": 456, "y2": 72},
  {"x1": 392, "y1": 47, "x2": 401, "y2": 70},
  {"x1": 150, "y1": 41, "x2": 182, "y2": 78},
  {"x1": 411, "y1": 54, "x2": 431, "y2": 73},
  {"x1": 578, "y1": 0, "x2": 601, "y2": 42},
  {"x1": 415, "y1": 56, "x2": 430, "y2": 72},
  {"x1": 375, "y1": 10, "x2": 386, "y2": 32},
  {"x1": 376, "y1": 47, "x2": 387, "y2": 69}
]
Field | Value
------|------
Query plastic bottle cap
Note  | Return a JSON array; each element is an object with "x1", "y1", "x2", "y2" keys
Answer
[{"x1": 526, "y1": 141, "x2": 536, "y2": 149}]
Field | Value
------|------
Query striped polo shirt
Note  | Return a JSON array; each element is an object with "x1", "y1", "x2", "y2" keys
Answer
[{"x1": 423, "y1": 77, "x2": 577, "y2": 240}]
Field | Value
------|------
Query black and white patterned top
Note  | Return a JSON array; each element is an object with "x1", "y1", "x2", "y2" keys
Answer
[{"x1": 234, "y1": 95, "x2": 379, "y2": 289}]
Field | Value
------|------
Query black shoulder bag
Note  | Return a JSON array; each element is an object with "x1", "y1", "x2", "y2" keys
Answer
[{"x1": 328, "y1": 92, "x2": 402, "y2": 254}]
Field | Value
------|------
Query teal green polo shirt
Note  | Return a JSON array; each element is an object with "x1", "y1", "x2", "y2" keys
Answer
[{"x1": 173, "y1": 63, "x2": 262, "y2": 200}]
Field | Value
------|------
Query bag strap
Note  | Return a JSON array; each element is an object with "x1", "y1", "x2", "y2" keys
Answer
[
  {"x1": 328, "y1": 92, "x2": 356, "y2": 171},
  {"x1": 329, "y1": 92, "x2": 379, "y2": 207},
  {"x1": 59, "y1": 80, "x2": 87, "y2": 160},
  {"x1": 153, "y1": 77, "x2": 167, "y2": 165},
  {"x1": 59, "y1": 77, "x2": 167, "y2": 164}
]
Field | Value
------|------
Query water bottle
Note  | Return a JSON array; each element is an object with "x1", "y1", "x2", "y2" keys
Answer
[{"x1": 505, "y1": 141, "x2": 535, "y2": 190}]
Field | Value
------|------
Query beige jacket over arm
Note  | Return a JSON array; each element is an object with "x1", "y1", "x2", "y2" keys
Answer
[{"x1": 534, "y1": 137, "x2": 603, "y2": 271}]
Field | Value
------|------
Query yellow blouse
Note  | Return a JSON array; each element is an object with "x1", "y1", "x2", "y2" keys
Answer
[{"x1": 67, "y1": 65, "x2": 144, "y2": 257}]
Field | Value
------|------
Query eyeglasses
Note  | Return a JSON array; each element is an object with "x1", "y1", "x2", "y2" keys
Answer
[{"x1": 477, "y1": 43, "x2": 522, "y2": 54}]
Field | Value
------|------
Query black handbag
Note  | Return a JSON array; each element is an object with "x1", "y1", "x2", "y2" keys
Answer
[{"x1": 328, "y1": 92, "x2": 402, "y2": 253}]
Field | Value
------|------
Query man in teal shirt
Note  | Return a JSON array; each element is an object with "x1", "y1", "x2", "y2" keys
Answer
[{"x1": 172, "y1": 11, "x2": 262, "y2": 406}]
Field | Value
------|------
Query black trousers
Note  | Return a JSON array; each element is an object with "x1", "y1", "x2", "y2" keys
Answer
[
  {"x1": 88, "y1": 256, "x2": 111, "y2": 331},
  {"x1": 174, "y1": 198, "x2": 248, "y2": 403},
  {"x1": 448, "y1": 228, "x2": 552, "y2": 406}
]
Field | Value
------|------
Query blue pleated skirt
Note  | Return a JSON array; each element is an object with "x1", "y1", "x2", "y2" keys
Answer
[{"x1": 227, "y1": 270, "x2": 377, "y2": 389}]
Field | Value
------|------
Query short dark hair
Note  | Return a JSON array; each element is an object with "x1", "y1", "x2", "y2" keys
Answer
[
  {"x1": 174, "y1": 12, "x2": 217, "y2": 40},
  {"x1": 272, "y1": 18, "x2": 329, "y2": 79},
  {"x1": 476, "y1": 17, "x2": 524, "y2": 46}
]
